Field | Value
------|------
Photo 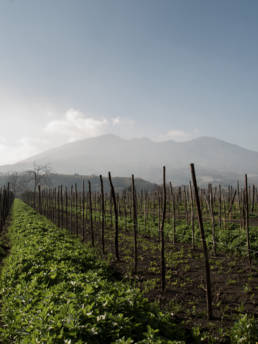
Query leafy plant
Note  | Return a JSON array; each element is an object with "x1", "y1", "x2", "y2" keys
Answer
[
  {"x1": 0, "y1": 199, "x2": 192, "y2": 343},
  {"x1": 230, "y1": 314, "x2": 257, "y2": 344}
]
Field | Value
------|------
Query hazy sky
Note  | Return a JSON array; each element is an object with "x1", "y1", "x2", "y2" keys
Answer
[{"x1": 1, "y1": 0, "x2": 258, "y2": 164}]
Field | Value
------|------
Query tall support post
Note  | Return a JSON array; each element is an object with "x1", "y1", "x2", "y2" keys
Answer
[
  {"x1": 75, "y1": 184, "x2": 78, "y2": 236},
  {"x1": 108, "y1": 172, "x2": 119, "y2": 261},
  {"x1": 244, "y1": 174, "x2": 251, "y2": 266},
  {"x1": 169, "y1": 182, "x2": 176, "y2": 244},
  {"x1": 132, "y1": 174, "x2": 138, "y2": 274},
  {"x1": 189, "y1": 181, "x2": 195, "y2": 249},
  {"x1": 38, "y1": 184, "x2": 41, "y2": 214},
  {"x1": 82, "y1": 180, "x2": 85, "y2": 241},
  {"x1": 88, "y1": 180, "x2": 94, "y2": 247},
  {"x1": 160, "y1": 166, "x2": 167, "y2": 292},
  {"x1": 190, "y1": 163, "x2": 213, "y2": 320},
  {"x1": 100, "y1": 175, "x2": 105, "y2": 254}
]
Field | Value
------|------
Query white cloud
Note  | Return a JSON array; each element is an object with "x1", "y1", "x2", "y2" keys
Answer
[
  {"x1": 0, "y1": 109, "x2": 138, "y2": 165},
  {"x1": 155, "y1": 129, "x2": 200, "y2": 142},
  {"x1": 111, "y1": 117, "x2": 120, "y2": 125},
  {"x1": 0, "y1": 105, "x2": 201, "y2": 166},
  {"x1": 46, "y1": 111, "x2": 55, "y2": 118},
  {"x1": 0, "y1": 90, "x2": 140, "y2": 165},
  {"x1": 44, "y1": 109, "x2": 137, "y2": 143},
  {"x1": 44, "y1": 109, "x2": 109, "y2": 142},
  {"x1": 18, "y1": 137, "x2": 50, "y2": 157},
  {"x1": 0, "y1": 137, "x2": 49, "y2": 165},
  {"x1": 0, "y1": 136, "x2": 7, "y2": 144}
]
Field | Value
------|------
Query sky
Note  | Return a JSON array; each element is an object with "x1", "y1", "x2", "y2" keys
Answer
[{"x1": 1, "y1": 0, "x2": 258, "y2": 164}]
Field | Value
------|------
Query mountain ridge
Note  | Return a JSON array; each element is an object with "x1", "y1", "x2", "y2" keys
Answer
[{"x1": 1, "y1": 135, "x2": 258, "y2": 185}]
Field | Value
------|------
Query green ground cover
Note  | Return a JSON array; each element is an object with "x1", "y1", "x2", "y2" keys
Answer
[
  {"x1": 0, "y1": 199, "x2": 193, "y2": 344},
  {"x1": 67, "y1": 205, "x2": 258, "y2": 257}
]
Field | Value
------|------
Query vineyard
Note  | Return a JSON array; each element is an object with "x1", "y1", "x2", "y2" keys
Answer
[{"x1": 0, "y1": 165, "x2": 257, "y2": 343}]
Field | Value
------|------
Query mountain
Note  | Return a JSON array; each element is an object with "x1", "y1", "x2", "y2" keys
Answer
[{"x1": 1, "y1": 134, "x2": 258, "y2": 185}]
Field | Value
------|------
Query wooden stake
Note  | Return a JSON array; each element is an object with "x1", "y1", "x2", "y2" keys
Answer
[
  {"x1": 100, "y1": 175, "x2": 105, "y2": 254},
  {"x1": 160, "y1": 166, "x2": 167, "y2": 292},
  {"x1": 108, "y1": 172, "x2": 119, "y2": 260},
  {"x1": 190, "y1": 163, "x2": 213, "y2": 320},
  {"x1": 132, "y1": 174, "x2": 138, "y2": 274},
  {"x1": 189, "y1": 181, "x2": 195, "y2": 249},
  {"x1": 244, "y1": 174, "x2": 251, "y2": 266},
  {"x1": 88, "y1": 180, "x2": 94, "y2": 247}
]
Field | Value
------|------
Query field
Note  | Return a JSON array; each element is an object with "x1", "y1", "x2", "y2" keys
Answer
[
  {"x1": 0, "y1": 199, "x2": 192, "y2": 343},
  {"x1": 1, "y1": 167, "x2": 258, "y2": 343}
]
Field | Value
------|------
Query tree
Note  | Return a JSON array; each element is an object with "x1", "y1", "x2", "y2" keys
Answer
[
  {"x1": 7, "y1": 172, "x2": 32, "y2": 195},
  {"x1": 7, "y1": 172, "x2": 19, "y2": 195},
  {"x1": 26, "y1": 162, "x2": 52, "y2": 207}
]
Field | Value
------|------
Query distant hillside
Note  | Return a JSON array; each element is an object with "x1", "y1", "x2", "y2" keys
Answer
[
  {"x1": 48, "y1": 173, "x2": 157, "y2": 192},
  {"x1": 1, "y1": 134, "x2": 258, "y2": 185},
  {"x1": 0, "y1": 172, "x2": 157, "y2": 194}
]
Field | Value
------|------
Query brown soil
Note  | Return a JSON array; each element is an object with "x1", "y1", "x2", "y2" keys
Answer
[{"x1": 43, "y1": 210, "x2": 258, "y2": 341}]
